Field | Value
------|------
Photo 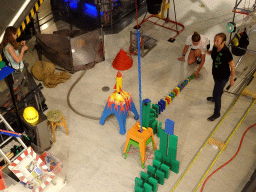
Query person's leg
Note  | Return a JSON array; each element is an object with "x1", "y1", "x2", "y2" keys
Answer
[
  {"x1": 213, "y1": 77, "x2": 229, "y2": 115},
  {"x1": 187, "y1": 49, "x2": 197, "y2": 65},
  {"x1": 208, "y1": 77, "x2": 229, "y2": 121},
  {"x1": 194, "y1": 49, "x2": 202, "y2": 58}
]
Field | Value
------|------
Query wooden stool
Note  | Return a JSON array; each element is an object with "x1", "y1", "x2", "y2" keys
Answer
[
  {"x1": 46, "y1": 110, "x2": 69, "y2": 142},
  {"x1": 123, "y1": 122, "x2": 157, "y2": 168}
]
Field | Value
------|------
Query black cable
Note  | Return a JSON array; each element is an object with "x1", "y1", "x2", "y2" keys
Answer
[{"x1": 66, "y1": 30, "x2": 103, "y2": 120}]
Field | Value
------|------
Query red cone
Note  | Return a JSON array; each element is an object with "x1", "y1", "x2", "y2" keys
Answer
[{"x1": 112, "y1": 49, "x2": 133, "y2": 71}]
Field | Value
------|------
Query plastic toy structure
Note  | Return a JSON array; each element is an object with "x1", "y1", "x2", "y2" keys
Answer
[
  {"x1": 100, "y1": 71, "x2": 139, "y2": 135},
  {"x1": 100, "y1": 49, "x2": 139, "y2": 135},
  {"x1": 134, "y1": 118, "x2": 180, "y2": 192}
]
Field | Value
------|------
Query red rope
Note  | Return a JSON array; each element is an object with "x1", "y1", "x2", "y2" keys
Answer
[{"x1": 201, "y1": 123, "x2": 256, "y2": 192}]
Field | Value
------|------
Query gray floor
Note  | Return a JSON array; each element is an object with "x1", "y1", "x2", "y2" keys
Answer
[{"x1": 19, "y1": 0, "x2": 256, "y2": 191}]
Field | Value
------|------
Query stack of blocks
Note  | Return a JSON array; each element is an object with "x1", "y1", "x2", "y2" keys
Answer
[
  {"x1": 134, "y1": 118, "x2": 179, "y2": 192},
  {"x1": 157, "y1": 74, "x2": 195, "y2": 114},
  {"x1": 142, "y1": 99, "x2": 159, "y2": 135}
]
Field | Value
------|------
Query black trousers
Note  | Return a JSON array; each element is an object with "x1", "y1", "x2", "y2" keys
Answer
[{"x1": 213, "y1": 77, "x2": 229, "y2": 115}]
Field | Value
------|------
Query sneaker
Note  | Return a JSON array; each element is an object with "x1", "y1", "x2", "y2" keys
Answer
[
  {"x1": 207, "y1": 97, "x2": 215, "y2": 102},
  {"x1": 207, "y1": 114, "x2": 220, "y2": 121},
  {"x1": 196, "y1": 57, "x2": 201, "y2": 64}
]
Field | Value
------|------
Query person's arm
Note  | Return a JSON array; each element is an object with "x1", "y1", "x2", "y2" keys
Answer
[
  {"x1": 206, "y1": 50, "x2": 212, "y2": 55},
  {"x1": 7, "y1": 45, "x2": 27, "y2": 63},
  {"x1": 194, "y1": 54, "x2": 206, "y2": 78},
  {"x1": 178, "y1": 45, "x2": 189, "y2": 61},
  {"x1": 229, "y1": 60, "x2": 235, "y2": 87}
]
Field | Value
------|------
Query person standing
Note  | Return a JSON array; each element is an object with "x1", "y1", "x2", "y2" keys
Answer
[
  {"x1": 206, "y1": 33, "x2": 235, "y2": 121},
  {"x1": 178, "y1": 32, "x2": 210, "y2": 77}
]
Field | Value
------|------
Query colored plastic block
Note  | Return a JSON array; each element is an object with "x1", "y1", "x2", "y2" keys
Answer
[
  {"x1": 175, "y1": 87, "x2": 180, "y2": 93},
  {"x1": 156, "y1": 104, "x2": 161, "y2": 114},
  {"x1": 147, "y1": 165, "x2": 156, "y2": 178},
  {"x1": 143, "y1": 99, "x2": 151, "y2": 104},
  {"x1": 184, "y1": 80, "x2": 188, "y2": 85},
  {"x1": 163, "y1": 155, "x2": 171, "y2": 167},
  {"x1": 157, "y1": 121, "x2": 162, "y2": 137},
  {"x1": 148, "y1": 177, "x2": 158, "y2": 192},
  {"x1": 161, "y1": 164, "x2": 170, "y2": 179},
  {"x1": 158, "y1": 99, "x2": 165, "y2": 112},
  {"x1": 155, "y1": 150, "x2": 163, "y2": 163},
  {"x1": 135, "y1": 185, "x2": 144, "y2": 192},
  {"x1": 165, "y1": 119, "x2": 174, "y2": 135},
  {"x1": 150, "y1": 108, "x2": 157, "y2": 117},
  {"x1": 171, "y1": 159, "x2": 180, "y2": 174},
  {"x1": 168, "y1": 93, "x2": 174, "y2": 99},
  {"x1": 151, "y1": 120, "x2": 158, "y2": 134},
  {"x1": 100, "y1": 102, "x2": 139, "y2": 135},
  {"x1": 165, "y1": 97, "x2": 170, "y2": 104},
  {"x1": 135, "y1": 177, "x2": 144, "y2": 188},
  {"x1": 168, "y1": 148, "x2": 177, "y2": 160},
  {"x1": 171, "y1": 91, "x2": 176, "y2": 98},
  {"x1": 164, "y1": 99, "x2": 168, "y2": 107},
  {"x1": 186, "y1": 78, "x2": 190, "y2": 82},
  {"x1": 153, "y1": 159, "x2": 162, "y2": 170},
  {"x1": 167, "y1": 95, "x2": 172, "y2": 102},
  {"x1": 152, "y1": 104, "x2": 159, "y2": 117},
  {"x1": 159, "y1": 129, "x2": 168, "y2": 156},
  {"x1": 156, "y1": 170, "x2": 165, "y2": 185},
  {"x1": 178, "y1": 84, "x2": 182, "y2": 90},
  {"x1": 168, "y1": 135, "x2": 178, "y2": 149},
  {"x1": 173, "y1": 89, "x2": 178, "y2": 96},
  {"x1": 141, "y1": 171, "x2": 149, "y2": 183},
  {"x1": 144, "y1": 182, "x2": 153, "y2": 192}
]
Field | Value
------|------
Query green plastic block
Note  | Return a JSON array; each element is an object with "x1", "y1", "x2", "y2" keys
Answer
[
  {"x1": 148, "y1": 177, "x2": 158, "y2": 192},
  {"x1": 135, "y1": 177, "x2": 144, "y2": 188},
  {"x1": 156, "y1": 170, "x2": 165, "y2": 185},
  {"x1": 161, "y1": 164, "x2": 170, "y2": 179},
  {"x1": 147, "y1": 165, "x2": 156, "y2": 178},
  {"x1": 144, "y1": 182, "x2": 153, "y2": 192},
  {"x1": 167, "y1": 148, "x2": 177, "y2": 160},
  {"x1": 152, "y1": 104, "x2": 159, "y2": 117},
  {"x1": 157, "y1": 121, "x2": 162, "y2": 137},
  {"x1": 151, "y1": 120, "x2": 158, "y2": 134},
  {"x1": 135, "y1": 185, "x2": 144, "y2": 192},
  {"x1": 171, "y1": 159, "x2": 180, "y2": 174},
  {"x1": 171, "y1": 91, "x2": 176, "y2": 98},
  {"x1": 155, "y1": 150, "x2": 163, "y2": 163},
  {"x1": 150, "y1": 108, "x2": 156, "y2": 118},
  {"x1": 141, "y1": 171, "x2": 149, "y2": 183},
  {"x1": 168, "y1": 135, "x2": 178, "y2": 149},
  {"x1": 163, "y1": 155, "x2": 171, "y2": 167},
  {"x1": 159, "y1": 130, "x2": 168, "y2": 156},
  {"x1": 153, "y1": 159, "x2": 162, "y2": 170}
]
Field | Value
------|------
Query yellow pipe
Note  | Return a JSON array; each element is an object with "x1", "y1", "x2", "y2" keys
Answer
[
  {"x1": 194, "y1": 99, "x2": 256, "y2": 191},
  {"x1": 171, "y1": 92, "x2": 243, "y2": 192}
]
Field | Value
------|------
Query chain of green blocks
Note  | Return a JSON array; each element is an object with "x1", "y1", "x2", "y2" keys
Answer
[{"x1": 134, "y1": 100, "x2": 180, "y2": 192}]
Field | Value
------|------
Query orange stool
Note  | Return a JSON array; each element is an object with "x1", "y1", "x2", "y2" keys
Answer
[
  {"x1": 46, "y1": 110, "x2": 69, "y2": 143},
  {"x1": 123, "y1": 122, "x2": 157, "y2": 168}
]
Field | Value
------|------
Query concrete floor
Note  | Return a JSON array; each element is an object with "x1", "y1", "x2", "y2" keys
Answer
[{"x1": 17, "y1": 0, "x2": 256, "y2": 191}]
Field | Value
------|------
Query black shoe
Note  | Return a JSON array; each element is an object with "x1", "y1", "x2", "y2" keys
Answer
[
  {"x1": 207, "y1": 114, "x2": 220, "y2": 121},
  {"x1": 196, "y1": 57, "x2": 201, "y2": 64},
  {"x1": 207, "y1": 97, "x2": 215, "y2": 102}
]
